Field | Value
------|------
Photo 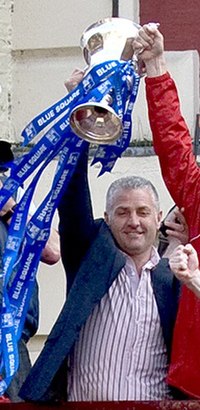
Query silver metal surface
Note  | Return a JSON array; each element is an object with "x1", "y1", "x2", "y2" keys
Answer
[
  {"x1": 70, "y1": 102, "x2": 123, "y2": 144},
  {"x1": 70, "y1": 18, "x2": 141, "y2": 144},
  {"x1": 81, "y1": 17, "x2": 141, "y2": 67}
]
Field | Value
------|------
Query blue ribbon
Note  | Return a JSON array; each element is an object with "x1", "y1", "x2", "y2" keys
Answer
[{"x1": 0, "y1": 59, "x2": 140, "y2": 394}]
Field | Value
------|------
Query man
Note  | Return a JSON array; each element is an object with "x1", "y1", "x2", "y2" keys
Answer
[
  {"x1": 132, "y1": 24, "x2": 200, "y2": 398},
  {"x1": 0, "y1": 140, "x2": 60, "y2": 401},
  {"x1": 19, "y1": 138, "x2": 183, "y2": 402}
]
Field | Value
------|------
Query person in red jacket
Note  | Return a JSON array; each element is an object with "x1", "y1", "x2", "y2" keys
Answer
[{"x1": 132, "y1": 23, "x2": 200, "y2": 398}]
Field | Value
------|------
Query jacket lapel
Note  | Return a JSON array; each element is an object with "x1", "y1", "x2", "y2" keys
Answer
[{"x1": 151, "y1": 258, "x2": 181, "y2": 358}]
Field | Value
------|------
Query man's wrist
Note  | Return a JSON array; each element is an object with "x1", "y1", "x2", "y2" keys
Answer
[
  {"x1": 145, "y1": 55, "x2": 167, "y2": 78},
  {"x1": 186, "y1": 271, "x2": 200, "y2": 298}
]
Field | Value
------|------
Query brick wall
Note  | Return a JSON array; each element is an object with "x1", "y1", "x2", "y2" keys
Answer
[{"x1": 140, "y1": 0, "x2": 200, "y2": 54}]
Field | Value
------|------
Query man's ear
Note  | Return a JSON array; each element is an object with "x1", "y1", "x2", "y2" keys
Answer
[
  {"x1": 157, "y1": 210, "x2": 163, "y2": 229},
  {"x1": 104, "y1": 211, "x2": 109, "y2": 224}
]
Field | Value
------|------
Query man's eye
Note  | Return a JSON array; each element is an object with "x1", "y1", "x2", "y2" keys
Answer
[
  {"x1": 138, "y1": 211, "x2": 149, "y2": 217},
  {"x1": 117, "y1": 210, "x2": 126, "y2": 216}
]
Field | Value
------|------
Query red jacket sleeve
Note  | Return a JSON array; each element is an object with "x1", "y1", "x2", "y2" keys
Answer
[{"x1": 145, "y1": 72, "x2": 200, "y2": 253}]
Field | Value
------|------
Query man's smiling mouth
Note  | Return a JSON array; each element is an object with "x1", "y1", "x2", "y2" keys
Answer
[{"x1": 125, "y1": 231, "x2": 143, "y2": 237}]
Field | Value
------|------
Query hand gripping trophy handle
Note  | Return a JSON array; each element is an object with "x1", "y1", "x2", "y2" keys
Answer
[{"x1": 69, "y1": 18, "x2": 142, "y2": 145}]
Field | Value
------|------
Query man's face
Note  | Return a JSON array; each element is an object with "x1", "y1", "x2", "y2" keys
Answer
[{"x1": 104, "y1": 188, "x2": 162, "y2": 259}]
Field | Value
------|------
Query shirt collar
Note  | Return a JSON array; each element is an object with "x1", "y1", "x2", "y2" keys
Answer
[{"x1": 123, "y1": 246, "x2": 160, "y2": 274}]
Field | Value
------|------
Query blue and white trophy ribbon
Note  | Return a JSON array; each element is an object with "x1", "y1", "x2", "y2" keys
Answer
[{"x1": 0, "y1": 17, "x2": 142, "y2": 394}]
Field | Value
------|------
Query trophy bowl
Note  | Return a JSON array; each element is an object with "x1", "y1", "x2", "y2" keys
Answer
[
  {"x1": 80, "y1": 17, "x2": 141, "y2": 67},
  {"x1": 69, "y1": 17, "x2": 141, "y2": 145}
]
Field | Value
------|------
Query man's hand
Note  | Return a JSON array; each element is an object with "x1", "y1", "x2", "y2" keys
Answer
[
  {"x1": 64, "y1": 68, "x2": 84, "y2": 92},
  {"x1": 164, "y1": 207, "x2": 189, "y2": 245},
  {"x1": 133, "y1": 24, "x2": 164, "y2": 61},
  {"x1": 169, "y1": 244, "x2": 200, "y2": 298},
  {"x1": 132, "y1": 23, "x2": 167, "y2": 77},
  {"x1": 40, "y1": 228, "x2": 60, "y2": 265}
]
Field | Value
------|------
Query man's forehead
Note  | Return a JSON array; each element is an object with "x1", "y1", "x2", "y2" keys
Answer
[
  {"x1": 112, "y1": 187, "x2": 159, "y2": 210},
  {"x1": 114, "y1": 187, "x2": 153, "y2": 200}
]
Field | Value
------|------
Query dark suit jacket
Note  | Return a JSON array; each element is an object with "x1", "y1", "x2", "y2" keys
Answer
[{"x1": 20, "y1": 145, "x2": 181, "y2": 402}]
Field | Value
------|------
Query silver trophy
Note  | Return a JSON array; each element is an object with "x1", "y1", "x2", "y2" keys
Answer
[{"x1": 69, "y1": 17, "x2": 141, "y2": 144}]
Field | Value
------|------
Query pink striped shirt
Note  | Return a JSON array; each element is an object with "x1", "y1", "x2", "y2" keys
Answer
[{"x1": 68, "y1": 247, "x2": 172, "y2": 401}]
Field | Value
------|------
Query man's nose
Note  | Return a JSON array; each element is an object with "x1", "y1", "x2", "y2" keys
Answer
[{"x1": 127, "y1": 212, "x2": 139, "y2": 226}]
